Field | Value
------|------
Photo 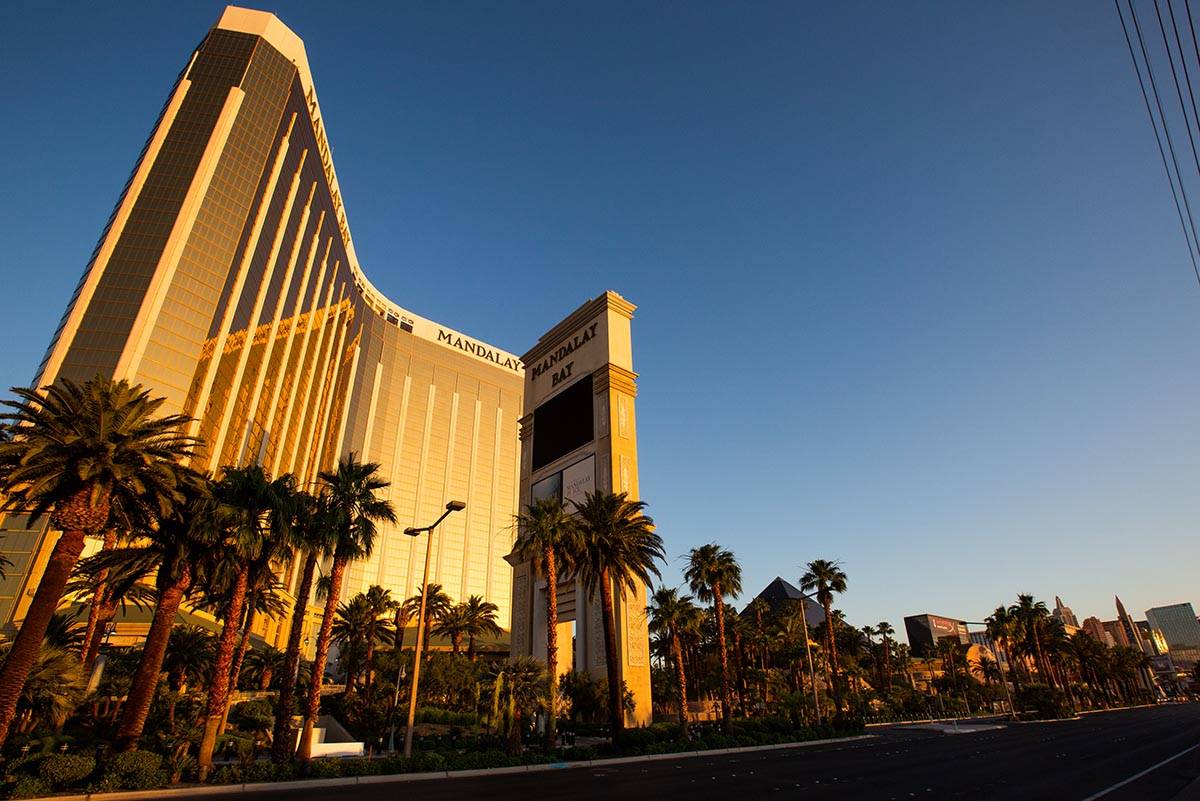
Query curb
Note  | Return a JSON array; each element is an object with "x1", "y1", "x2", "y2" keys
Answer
[{"x1": 30, "y1": 735, "x2": 876, "y2": 800}]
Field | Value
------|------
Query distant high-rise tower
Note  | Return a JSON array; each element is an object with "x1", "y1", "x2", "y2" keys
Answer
[
  {"x1": 1053, "y1": 596, "x2": 1079, "y2": 629},
  {"x1": 1116, "y1": 596, "x2": 1148, "y2": 654},
  {"x1": 1145, "y1": 604, "x2": 1200, "y2": 667},
  {"x1": 1082, "y1": 616, "x2": 1115, "y2": 647},
  {"x1": 1102, "y1": 619, "x2": 1131, "y2": 648}
]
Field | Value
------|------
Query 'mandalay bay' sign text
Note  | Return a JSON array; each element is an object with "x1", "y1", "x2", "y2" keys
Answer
[{"x1": 530, "y1": 321, "x2": 599, "y2": 383}]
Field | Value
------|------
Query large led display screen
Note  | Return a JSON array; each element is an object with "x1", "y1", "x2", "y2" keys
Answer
[{"x1": 531, "y1": 375, "x2": 593, "y2": 471}]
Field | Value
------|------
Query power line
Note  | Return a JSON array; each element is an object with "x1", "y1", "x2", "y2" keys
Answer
[
  {"x1": 1133, "y1": 0, "x2": 1200, "y2": 282},
  {"x1": 1116, "y1": 0, "x2": 1200, "y2": 289},
  {"x1": 1159, "y1": 0, "x2": 1200, "y2": 181}
]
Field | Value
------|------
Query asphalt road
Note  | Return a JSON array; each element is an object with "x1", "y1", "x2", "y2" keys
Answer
[{"x1": 241, "y1": 705, "x2": 1200, "y2": 801}]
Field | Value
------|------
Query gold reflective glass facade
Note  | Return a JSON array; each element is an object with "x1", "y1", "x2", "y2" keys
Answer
[{"x1": 3, "y1": 7, "x2": 523, "y2": 636}]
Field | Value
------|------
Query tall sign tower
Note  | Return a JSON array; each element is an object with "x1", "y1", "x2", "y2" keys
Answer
[{"x1": 508, "y1": 291, "x2": 652, "y2": 725}]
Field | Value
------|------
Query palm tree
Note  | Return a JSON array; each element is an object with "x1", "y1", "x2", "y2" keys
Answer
[
  {"x1": 487, "y1": 657, "x2": 549, "y2": 756},
  {"x1": 647, "y1": 586, "x2": 697, "y2": 729},
  {"x1": 861, "y1": 624, "x2": 878, "y2": 691},
  {"x1": 800, "y1": 559, "x2": 848, "y2": 713},
  {"x1": 573, "y1": 491, "x2": 664, "y2": 745},
  {"x1": 360, "y1": 585, "x2": 397, "y2": 689},
  {"x1": 108, "y1": 480, "x2": 221, "y2": 750},
  {"x1": 272, "y1": 489, "x2": 332, "y2": 763},
  {"x1": 164, "y1": 625, "x2": 217, "y2": 693},
  {"x1": 298, "y1": 455, "x2": 395, "y2": 764},
  {"x1": 684, "y1": 543, "x2": 742, "y2": 725},
  {"x1": 511, "y1": 497, "x2": 579, "y2": 746},
  {"x1": 0, "y1": 375, "x2": 195, "y2": 746},
  {"x1": 402, "y1": 583, "x2": 452, "y2": 658},
  {"x1": 985, "y1": 605, "x2": 1021, "y2": 692},
  {"x1": 162, "y1": 624, "x2": 216, "y2": 722},
  {"x1": 876, "y1": 621, "x2": 895, "y2": 691},
  {"x1": 80, "y1": 526, "x2": 119, "y2": 671},
  {"x1": 242, "y1": 645, "x2": 286, "y2": 691},
  {"x1": 197, "y1": 465, "x2": 294, "y2": 779},
  {"x1": 1010, "y1": 594, "x2": 1052, "y2": 686},
  {"x1": 461, "y1": 595, "x2": 501, "y2": 660},
  {"x1": 432, "y1": 603, "x2": 471, "y2": 655},
  {"x1": 332, "y1": 594, "x2": 375, "y2": 690},
  {"x1": 0, "y1": 643, "x2": 87, "y2": 735}
]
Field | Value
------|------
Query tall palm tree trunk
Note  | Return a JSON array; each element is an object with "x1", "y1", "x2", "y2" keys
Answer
[
  {"x1": 883, "y1": 639, "x2": 892, "y2": 690},
  {"x1": 598, "y1": 567, "x2": 624, "y2": 745},
  {"x1": 219, "y1": 607, "x2": 256, "y2": 736},
  {"x1": 115, "y1": 562, "x2": 193, "y2": 750},
  {"x1": 363, "y1": 620, "x2": 378, "y2": 690},
  {"x1": 273, "y1": 550, "x2": 317, "y2": 762},
  {"x1": 198, "y1": 568, "x2": 250, "y2": 779},
  {"x1": 0, "y1": 524, "x2": 89, "y2": 747},
  {"x1": 671, "y1": 630, "x2": 688, "y2": 729},
  {"x1": 713, "y1": 590, "x2": 733, "y2": 724},
  {"x1": 544, "y1": 546, "x2": 559, "y2": 749},
  {"x1": 82, "y1": 528, "x2": 118, "y2": 670},
  {"x1": 83, "y1": 589, "x2": 119, "y2": 673},
  {"x1": 300, "y1": 556, "x2": 346, "y2": 764},
  {"x1": 821, "y1": 598, "x2": 843, "y2": 713}
]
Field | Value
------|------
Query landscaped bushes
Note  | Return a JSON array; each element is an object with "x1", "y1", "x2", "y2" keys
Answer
[
  {"x1": 1015, "y1": 684, "x2": 1071, "y2": 720},
  {"x1": 38, "y1": 753, "x2": 95, "y2": 788},
  {"x1": 0, "y1": 749, "x2": 169, "y2": 797},
  {"x1": 0, "y1": 717, "x2": 863, "y2": 798},
  {"x1": 95, "y1": 751, "x2": 168, "y2": 791},
  {"x1": 596, "y1": 716, "x2": 862, "y2": 757}
]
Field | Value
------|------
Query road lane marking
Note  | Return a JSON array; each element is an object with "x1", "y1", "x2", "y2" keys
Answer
[{"x1": 1078, "y1": 741, "x2": 1200, "y2": 801}]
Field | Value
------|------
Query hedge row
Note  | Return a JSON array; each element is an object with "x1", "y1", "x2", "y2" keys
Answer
[{"x1": 0, "y1": 719, "x2": 864, "y2": 798}]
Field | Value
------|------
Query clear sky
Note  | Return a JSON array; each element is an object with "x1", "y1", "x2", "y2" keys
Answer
[{"x1": 2, "y1": 1, "x2": 1197, "y2": 636}]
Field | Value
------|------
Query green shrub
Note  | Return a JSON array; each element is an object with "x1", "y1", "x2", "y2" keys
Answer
[
  {"x1": 560, "y1": 745, "x2": 597, "y2": 761},
  {"x1": 375, "y1": 754, "x2": 411, "y2": 775},
  {"x1": 208, "y1": 765, "x2": 243, "y2": 785},
  {"x1": 38, "y1": 753, "x2": 95, "y2": 788},
  {"x1": 411, "y1": 751, "x2": 447, "y2": 773},
  {"x1": 241, "y1": 760, "x2": 293, "y2": 783},
  {"x1": 8, "y1": 777, "x2": 49, "y2": 799},
  {"x1": 1016, "y1": 684, "x2": 1071, "y2": 720},
  {"x1": 98, "y1": 750, "x2": 167, "y2": 791},
  {"x1": 1, "y1": 754, "x2": 45, "y2": 781},
  {"x1": 230, "y1": 699, "x2": 275, "y2": 734},
  {"x1": 308, "y1": 759, "x2": 345, "y2": 778},
  {"x1": 447, "y1": 749, "x2": 508, "y2": 771},
  {"x1": 414, "y1": 707, "x2": 477, "y2": 726}
]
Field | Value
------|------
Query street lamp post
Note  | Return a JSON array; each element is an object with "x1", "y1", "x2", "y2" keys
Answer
[{"x1": 402, "y1": 500, "x2": 466, "y2": 758}]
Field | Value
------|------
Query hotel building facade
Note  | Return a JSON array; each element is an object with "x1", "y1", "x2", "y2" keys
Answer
[{"x1": 0, "y1": 7, "x2": 525, "y2": 646}]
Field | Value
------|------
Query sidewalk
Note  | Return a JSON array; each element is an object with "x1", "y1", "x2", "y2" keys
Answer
[{"x1": 30, "y1": 735, "x2": 876, "y2": 801}]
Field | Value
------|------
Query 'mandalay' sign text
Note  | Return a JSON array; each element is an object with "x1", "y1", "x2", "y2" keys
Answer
[
  {"x1": 437, "y1": 330, "x2": 522, "y2": 372},
  {"x1": 531, "y1": 321, "x2": 599, "y2": 383}
]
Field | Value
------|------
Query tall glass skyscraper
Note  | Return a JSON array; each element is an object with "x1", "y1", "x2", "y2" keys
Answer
[
  {"x1": 0, "y1": 7, "x2": 524, "y2": 645},
  {"x1": 1145, "y1": 603, "x2": 1200, "y2": 667}
]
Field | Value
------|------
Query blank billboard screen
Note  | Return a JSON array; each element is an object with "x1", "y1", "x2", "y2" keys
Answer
[{"x1": 532, "y1": 376, "x2": 594, "y2": 471}]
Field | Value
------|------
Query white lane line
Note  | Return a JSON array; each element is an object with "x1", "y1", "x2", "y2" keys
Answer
[{"x1": 1078, "y1": 741, "x2": 1200, "y2": 801}]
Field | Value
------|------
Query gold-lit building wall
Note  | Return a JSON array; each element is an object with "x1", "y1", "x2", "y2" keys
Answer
[{"x1": 1, "y1": 7, "x2": 522, "y2": 638}]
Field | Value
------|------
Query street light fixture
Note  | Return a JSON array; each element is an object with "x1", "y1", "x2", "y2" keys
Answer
[{"x1": 402, "y1": 500, "x2": 466, "y2": 757}]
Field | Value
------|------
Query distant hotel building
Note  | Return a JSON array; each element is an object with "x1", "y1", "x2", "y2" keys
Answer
[
  {"x1": 1052, "y1": 596, "x2": 1079, "y2": 629},
  {"x1": 1145, "y1": 603, "x2": 1200, "y2": 667},
  {"x1": 904, "y1": 613, "x2": 969, "y2": 657},
  {"x1": 0, "y1": 7, "x2": 526, "y2": 644},
  {"x1": 1082, "y1": 616, "x2": 1116, "y2": 648}
]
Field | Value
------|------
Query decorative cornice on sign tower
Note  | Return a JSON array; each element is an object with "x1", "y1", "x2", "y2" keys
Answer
[{"x1": 522, "y1": 290, "x2": 636, "y2": 365}]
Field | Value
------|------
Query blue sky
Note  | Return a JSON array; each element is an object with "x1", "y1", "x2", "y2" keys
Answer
[{"x1": 2, "y1": 1, "x2": 1198, "y2": 634}]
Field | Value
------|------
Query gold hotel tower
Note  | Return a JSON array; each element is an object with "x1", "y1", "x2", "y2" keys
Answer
[{"x1": 0, "y1": 7, "x2": 525, "y2": 649}]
